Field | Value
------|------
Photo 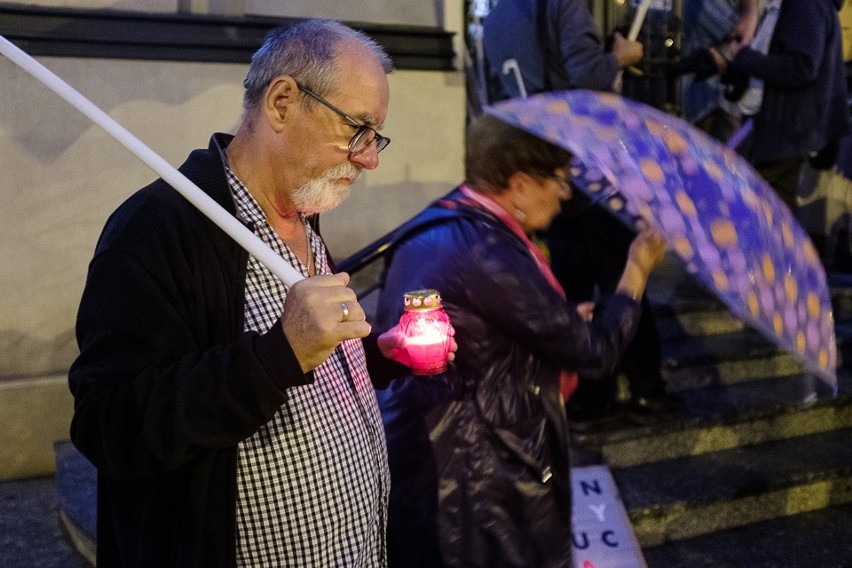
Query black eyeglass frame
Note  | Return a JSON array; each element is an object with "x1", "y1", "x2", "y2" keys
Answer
[{"x1": 295, "y1": 81, "x2": 390, "y2": 154}]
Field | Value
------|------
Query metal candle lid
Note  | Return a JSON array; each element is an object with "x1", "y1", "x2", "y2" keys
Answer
[{"x1": 403, "y1": 289, "x2": 443, "y2": 311}]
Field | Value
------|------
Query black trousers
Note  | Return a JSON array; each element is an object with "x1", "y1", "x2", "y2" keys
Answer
[
  {"x1": 754, "y1": 157, "x2": 805, "y2": 213},
  {"x1": 546, "y1": 203, "x2": 665, "y2": 414}
]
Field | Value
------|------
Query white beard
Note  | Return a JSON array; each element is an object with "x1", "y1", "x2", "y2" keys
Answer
[{"x1": 291, "y1": 162, "x2": 360, "y2": 215}]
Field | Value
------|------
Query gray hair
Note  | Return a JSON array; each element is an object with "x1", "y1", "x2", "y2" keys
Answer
[{"x1": 242, "y1": 19, "x2": 393, "y2": 123}]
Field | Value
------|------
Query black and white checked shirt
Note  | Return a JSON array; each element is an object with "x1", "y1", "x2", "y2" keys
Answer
[{"x1": 225, "y1": 167, "x2": 389, "y2": 567}]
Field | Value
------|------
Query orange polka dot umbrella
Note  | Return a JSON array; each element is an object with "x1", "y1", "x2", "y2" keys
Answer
[{"x1": 488, "y1": 90, "x2": 837, "y2": 392}]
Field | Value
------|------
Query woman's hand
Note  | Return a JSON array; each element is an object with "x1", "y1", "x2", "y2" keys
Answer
[
  {"x1": 576, "y1": 301, "x2": 595, "y2": 323},
  {"x1": 616, "y1": 228, "x2": 667, "y2": 301},
  {"x1": 627, "y1": 228, "x2": 667, "y2": 277},
  {"x1": 377, "y1": 324, "x2": 457, "y2": 367}
]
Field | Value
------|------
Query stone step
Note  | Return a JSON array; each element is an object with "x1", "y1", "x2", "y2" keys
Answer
[
  {"x1": 645, "y1": 264, "x2": 852, "y2": 389},
  {"x1": 829, "y1": 273, "x2": 852, "y2": 322},
  {"x1": 614, "y1": 427, "x2": 852, "y2": 547},
  {"x1": 649, "y1": 272, "x2": 852, "y2": 316},
  {"x1": 660, "y1": 329, "x2": 807, "y2": 390},
  {"x1": 0, "y1": 475, "x2": 90, "y2": 568},
  {"x1": 651, "y1": 278, "x2": 852, "y2": 343},
  {"x1": 646, "y1": 255, "x2": 852, "y2": 322},
  {"x1": 54, "y1": 442, "x2": 95, "y2": 567},
  {"x1": 641, "y1": 501, "x2": 852, "y2": 567},
  {"x1": 654, "y1": 306, "x2": 747, "y2": 340},
  {"x1": 661, "y1": 318, "x2": 852, "y2": 391},
  {"x1": 571, "y1": 371, "x2": 852, "y2": 468}
]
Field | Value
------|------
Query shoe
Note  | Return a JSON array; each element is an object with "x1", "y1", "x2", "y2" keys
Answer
[
  {"x1": 626, "y1": 393, "x2": 682, "y2": 425},
  {"x1": 567, "y1": 402, "x2": 622, "y2": 432}
]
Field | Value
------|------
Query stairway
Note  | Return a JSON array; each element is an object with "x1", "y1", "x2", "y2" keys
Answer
[{"x1": 572, "y1": 254, "x2": 852, "y2": 567}]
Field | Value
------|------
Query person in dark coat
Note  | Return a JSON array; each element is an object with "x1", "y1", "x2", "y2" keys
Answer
[
  {"x1": 374, "y1": 114, "x2": 666, "y2": 567},
  {"x1": 710, "y1": 0, "x2": 850, "y2": 210},
  {"x1": 482, "y1": 0, "x2": 643, "y2": 97}
]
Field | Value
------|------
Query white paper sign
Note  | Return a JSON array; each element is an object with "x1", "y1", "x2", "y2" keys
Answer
[{"x1": 572, "y1": 465, "x2": 647, "y2": 568}]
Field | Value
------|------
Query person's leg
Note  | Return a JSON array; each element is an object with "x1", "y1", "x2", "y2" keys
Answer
[
  {"x1": 695, "y1": 107, "x2": 742, "y2": 143},
  {"x1": 754, "y1": 157, "x2": 805, "y2": 213},
  {"x1": 620, "y1": 295, "x2": 666, "y2": 400},
  {"x1": 577, "y1": 209, "x2": 674, "y2": 421},
  {"x1": 547, "y1": 207, "x2": 617, "y2": 421},
  {"x1": 619, "y1": 294, "x2": 683, "y2": 423}
]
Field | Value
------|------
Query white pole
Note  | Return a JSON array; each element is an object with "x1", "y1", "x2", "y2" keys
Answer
[
  {"x1": 0, "y1": 35, "x2": 304, "y2": 287},
  {"x1": 612, "y1": 0, "x2": 652, "y2": 93}
]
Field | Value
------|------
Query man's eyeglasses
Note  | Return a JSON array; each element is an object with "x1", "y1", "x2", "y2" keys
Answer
[{"x1": 295, "y1": 82, "x2": 390, "y2": 154}]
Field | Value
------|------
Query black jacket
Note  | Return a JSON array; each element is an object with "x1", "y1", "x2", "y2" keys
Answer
[
  {"x1": 732, "y1": 0, "x2": 849, "y2": 164},
  {"x1": 69, "y1": 134, "x2": 395, "y2": 567},
  {"x1": 374, "y1": 189, "x2": 641, "y2": 567}
]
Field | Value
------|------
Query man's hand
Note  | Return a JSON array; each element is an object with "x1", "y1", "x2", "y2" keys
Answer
[
  {"x1": 611, "y1": 32, "x2": 644, "y2": 69},
  {"x1": 708, "y1": 46, "x2": 729, "y2": 74},
  {"x1": 729, "y1": 0, "x2": 759, "y2": 45},
  {"x1": 281, "y1": 272, "x2": 371, "y2": 373}
]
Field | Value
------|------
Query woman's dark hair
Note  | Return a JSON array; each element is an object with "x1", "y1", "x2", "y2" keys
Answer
[{"x1": 465, "y1": 113, "x2": 572, "y2": 193}]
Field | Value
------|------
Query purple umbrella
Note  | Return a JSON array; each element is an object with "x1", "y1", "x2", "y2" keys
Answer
[{"x1": 487, "y1": 90, "x2": 837, "y2": 391}]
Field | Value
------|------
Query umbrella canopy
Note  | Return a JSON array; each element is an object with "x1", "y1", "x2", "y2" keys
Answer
[{"x1": 487, "y1": 90, "x2": 837, "y2": 391}]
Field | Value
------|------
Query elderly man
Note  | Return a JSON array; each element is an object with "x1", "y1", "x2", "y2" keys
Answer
[{"x1": 69, "y1": 19, "x2": 402, "y2": 567}]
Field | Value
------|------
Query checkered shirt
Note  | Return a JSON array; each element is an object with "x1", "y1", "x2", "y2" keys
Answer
[{"x1": 224, "y1": 167, "x2": 389, "y2": 567}]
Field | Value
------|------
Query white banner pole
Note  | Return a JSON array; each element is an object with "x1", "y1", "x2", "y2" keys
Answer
[
  {"x1": 612, "y1": 0, "x2": 652, "y2": 93},
  {"x1": 0, "y1": 35, "x2": 304, "y2": 287}
]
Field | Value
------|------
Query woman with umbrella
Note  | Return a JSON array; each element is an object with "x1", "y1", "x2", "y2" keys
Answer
[{"x1": 374, "y1": 113, "x2": 666, "y2": 567}]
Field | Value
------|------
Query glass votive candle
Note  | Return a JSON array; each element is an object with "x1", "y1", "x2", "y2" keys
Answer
[{"x1": 399, "y1": 289, "x2": 452, "y2": 375}]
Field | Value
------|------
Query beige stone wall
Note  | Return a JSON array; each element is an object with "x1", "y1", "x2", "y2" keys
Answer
[
  {"x1": 18, "y1": 0, "x2": 451, "y2": 28},
  {"x1": 0, "y1": 34, "x2": 465, "y2": 477},
  {"x1": 19, "y1": 0, "x2": 177, "y2": 11},
  {"x1": 243, "y1": 0, "x2": 444, "y2": 27}
]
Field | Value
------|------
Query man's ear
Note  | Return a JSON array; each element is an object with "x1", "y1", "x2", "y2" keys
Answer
[{"x1": 263, "y1": 76, "x2": 299, "y2": 132}]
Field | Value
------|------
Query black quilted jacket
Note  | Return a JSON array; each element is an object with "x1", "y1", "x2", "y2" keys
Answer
[{"x1": 374, "y1": 188, "x2": 641, "y2": 567}]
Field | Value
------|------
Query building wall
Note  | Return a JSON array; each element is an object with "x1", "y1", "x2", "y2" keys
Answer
[
  {"x1": 244, "y1": 0, "x2": 445, "y2": 27},
  {"x1": 0, "y1": 1, "x2": 465, "y2": 478},
  {"x1": 20, "y1": 0, "x2": 446, "y2": 26},
  {"x1": 17, "y1": 0, "x2": 177, "y2": 11}
]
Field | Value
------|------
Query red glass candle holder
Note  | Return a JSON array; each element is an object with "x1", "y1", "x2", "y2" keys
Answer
[{"x1": 399, "y1": 289, "x2": 452, "y2": 375}]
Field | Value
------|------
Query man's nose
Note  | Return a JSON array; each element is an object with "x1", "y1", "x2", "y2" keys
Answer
[{"x1": 349, "y1": 143, "x2": 380, "y2": 170}]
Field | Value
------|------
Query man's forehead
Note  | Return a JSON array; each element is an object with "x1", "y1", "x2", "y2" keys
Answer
[{"x1": 333, "y1": 49, "x2": 390, "y2": 126}]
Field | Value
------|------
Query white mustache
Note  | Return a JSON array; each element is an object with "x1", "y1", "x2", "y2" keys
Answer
[
  {"x1": 324, "y1": 162, "x2": 360, "y2": 183},
  {"x1": 291, "y1": 162, "x2": 362, "y2": 215}
]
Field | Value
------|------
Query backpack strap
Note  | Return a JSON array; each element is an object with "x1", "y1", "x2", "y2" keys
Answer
[{"x1": 375, "y1": 192, "x2": 498, "y2": 292}]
